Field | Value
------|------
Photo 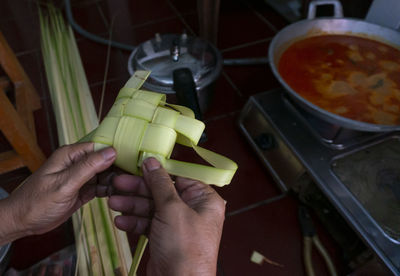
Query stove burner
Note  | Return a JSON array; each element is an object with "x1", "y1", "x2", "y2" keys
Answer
[{"x1": 281, "y1": 94, "x2": 384, "y2": 150}]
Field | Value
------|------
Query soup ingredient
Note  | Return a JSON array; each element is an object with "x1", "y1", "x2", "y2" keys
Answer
[{"x1": 279, "y1": 35, "x2": 400, "y2": 125}]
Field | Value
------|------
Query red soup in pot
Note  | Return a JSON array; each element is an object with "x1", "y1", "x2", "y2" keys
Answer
[{"x1": 278, "y1": 35, "x2": 400, "y2": 125}]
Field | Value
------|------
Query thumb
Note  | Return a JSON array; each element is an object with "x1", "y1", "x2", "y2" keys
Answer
[
  {"x1": 142, "y1": 157, "x2": 181, "y2": 210},
  {"x1": 64, "y1": 146, "x2": 116, "y2": 192}
]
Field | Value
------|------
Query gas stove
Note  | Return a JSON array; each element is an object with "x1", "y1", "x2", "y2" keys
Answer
[{"x1": 239, "y1": 88, "x2": 400, "y2": 274}]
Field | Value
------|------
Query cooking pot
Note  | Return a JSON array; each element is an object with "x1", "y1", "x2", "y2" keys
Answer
[
  {"x1": 128, "y1": 33, "x2": 222, "y2": 119},
  {"x1": 0, "y1": 187, "x2": 11, "y2": 274},
  {"x1": 269, "y1": 0, "x2": 400, "y2": 132}
]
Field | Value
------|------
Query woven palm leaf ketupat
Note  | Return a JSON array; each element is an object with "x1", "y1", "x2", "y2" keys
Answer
[{"x1": 81, "y1": 70, "x2": 238, "y2": 187}]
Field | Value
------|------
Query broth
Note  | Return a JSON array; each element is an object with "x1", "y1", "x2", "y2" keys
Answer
[{"x1": 279, "y1": 35, "x2": 400, "y2": 125}]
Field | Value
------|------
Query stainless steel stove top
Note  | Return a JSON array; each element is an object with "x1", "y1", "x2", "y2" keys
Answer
[{"x1": 239, "y1": 88, "x2": 400, "y2": 275}]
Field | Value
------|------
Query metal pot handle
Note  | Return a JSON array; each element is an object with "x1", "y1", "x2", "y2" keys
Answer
[
  {"x1": 173, "y1": 68, "x2": 203, "y2": 121},
  {"x1": 307, "y1": 0, "x2": 343, "y2": 19}
]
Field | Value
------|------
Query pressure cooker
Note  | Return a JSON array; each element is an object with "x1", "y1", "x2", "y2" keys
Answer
[{"x1": 128, "y1": 33, "x2": 222, "y2": 119}]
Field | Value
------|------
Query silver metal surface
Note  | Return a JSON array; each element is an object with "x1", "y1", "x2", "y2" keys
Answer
[
  {"x1": 128, "y1": 33, "x2": 222, "y2": 94},
  {"x1": 366, "y1": 0, "x2": 400, "y2": 30},
  {"x1": 268, "y1": 3, "x2": 400, "y2": 132},
  {"x1": 332, "y1": 139, "x2": 400, "y2": 242},
  {"x1": 239, "y1": 89, "x2": 400, "y2": 275},
  {"x1": 239, "y1": 96, "x2": 305, "y2": 192},
  {"x1": 170, "y1": 42, "x2": 180, "y2": 62}
]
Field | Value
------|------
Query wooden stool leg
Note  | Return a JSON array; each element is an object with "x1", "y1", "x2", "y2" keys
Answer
[
  {"x1": 15, "y1": 85, "x2": 38, "y2": 140},
  {"x1": 0, "y1": 88, "x2": 45, "y2": 172},
  {"x1": 0, "y1": 31, "x2": 41, "y2": 111},
  {"x1": 0, "y1": 150, "x2": 25, "y2": 174}
]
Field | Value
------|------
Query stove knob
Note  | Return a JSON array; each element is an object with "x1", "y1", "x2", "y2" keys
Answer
[{"x1": 254, "y1": 133, "x2": 275, "y2": 151}]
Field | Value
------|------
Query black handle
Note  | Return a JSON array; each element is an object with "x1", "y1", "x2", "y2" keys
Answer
[{"x1": 173, "y1": 68, "x2": 203, "y2": 121}]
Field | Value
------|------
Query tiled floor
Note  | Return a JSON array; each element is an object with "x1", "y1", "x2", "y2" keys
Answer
[{"x1": 0, "y1": 0, "x2": 347, "y2": 274}]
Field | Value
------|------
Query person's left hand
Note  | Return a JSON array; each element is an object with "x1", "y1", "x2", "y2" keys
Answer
[{"x1": 5, "y1": 142, "x2": 116, "y2": 239}]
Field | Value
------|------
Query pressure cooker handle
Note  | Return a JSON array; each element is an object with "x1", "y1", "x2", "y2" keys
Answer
[
  {"x1": 173, "y1": 68, "x2": 203, "y2": 121},
  {"x1": 307, "y1": 0, "x2": 343, "y2": 19}
]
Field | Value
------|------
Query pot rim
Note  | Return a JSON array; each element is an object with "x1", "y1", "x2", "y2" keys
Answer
[{"x1": 268, "y1": 17, "x2": 400, "y2": 132}]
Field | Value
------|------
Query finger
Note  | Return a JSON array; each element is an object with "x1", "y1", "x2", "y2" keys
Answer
[
  {"x1": 112, "y1": 174, "x2": 151, "y2": 197},
  {"x1": 79, "y1": 184, "x2": 96, "y2": 204},
  {"x1": 142, "y1": 157, "x2": 181, "y2": 210},
  {"x1": 84, "y1": 170, "x2": 116, "y2": 197},
  {"x1": 63, "y1": 146, "x2": 116, "y2": 192},
  {"x1": 114, "y1": 215, "x2": 150, "y2": 234},
  {"x1": 45, "y1": 143, "x2": 96, "y2": 173},
  {"x1": 95, "y1": 171, "x2": 116, "y2": 197},
  {"x1": 175, "y1": 176, "x2": 203, "y2": 194},
  {"x1": 175, "y1": 177, "x2": 225, "y2": 218},
  {"x1": 108, "y1": 195, "x2": 154, "y2": 217},
  {"x1": 98, "y1": 170, "x2": 116, "y2": 187}
]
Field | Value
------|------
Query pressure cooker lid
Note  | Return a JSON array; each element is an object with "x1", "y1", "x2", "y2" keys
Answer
[
  {"x1": 0, "y1": 187, "x2": 11, "y2": 265},
  {"x1": 128, "y1": 33, "x2": 222, "y2": 93}
]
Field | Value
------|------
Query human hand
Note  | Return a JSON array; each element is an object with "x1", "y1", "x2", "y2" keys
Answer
[
  {"x1": 108, "y1": 157, "x2": 226, "y2": 276},
  {"x1": 0, "y1": 142, "x2": 116, "y2": 244}
]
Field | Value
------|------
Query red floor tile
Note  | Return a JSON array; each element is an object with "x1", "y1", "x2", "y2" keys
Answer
[
  {"x1": 0, "y1": 0, "x2": 35, "y2": 22},
  {"x1": 77, "y1": 39, "x2": 130, "y2": 86},
  {"x1": 220, "y1": 42, "x2": 282, "y2": 99},
  {"x1": 168, "y1": 0, "x2": 197, "y2": 15},
  {"x1": 130, "y1": 17, "x2": 188, "y2": 45},
  {"x1": 101, "y1": 0, "x2": 177, "y2": 29},
  {"x1": 70, "y1": 1, "x2": 109, "y2": 38},
  {"x1": 180, "y1": 11, "x2": 200, "y2": 36},
  {"x1": 216, "y1": 0, "x2": 277, "y2": 50},
  {"x1": 245, "y1": 0, "x2": 289, "y2": 31},
  {"x1": 203, "y1": 73, "x2": 245, "y2": 120},
  {"x1": 0, "y1": 16, "x2": 40, "y2": 55},
  {"x1": 222, "y1": 40, "x2": 272, "y2": 59},
  {"x1": 219, "y1": 196, "x2": 344, "y2": 276},
  {"x1": 221, "y1": 41, "x2": 281, "y2": 97},
  {"x1": 223, "y1": 64, "x2": 281, "y2": 97},
  {"x1": 89, "y1": 78, "x2": 128, "y2": 119}
]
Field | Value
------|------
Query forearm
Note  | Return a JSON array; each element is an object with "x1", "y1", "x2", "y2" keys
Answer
[{"x1": 0, "y1": 197, "x2": 26, "y2": 246}]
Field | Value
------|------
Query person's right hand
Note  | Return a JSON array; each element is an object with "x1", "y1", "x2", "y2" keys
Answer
[{"x1": 108, "y1": 157, "x2": 226, "y2": 276}]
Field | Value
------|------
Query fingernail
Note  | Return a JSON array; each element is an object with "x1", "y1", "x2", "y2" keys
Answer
[
  {"x1": 223, "y1": 200, "x2": 227, "y2": 205},
  {"x1": 144, "y1": 157, "x2": 160, "y2": 172},
  {"x1": 102, "y1": 147, "x2": 116, "y2": 161}
]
